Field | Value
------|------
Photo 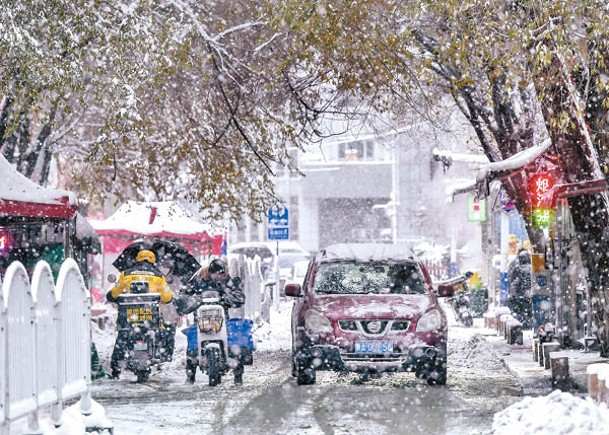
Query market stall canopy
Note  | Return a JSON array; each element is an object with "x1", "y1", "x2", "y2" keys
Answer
[
  {"x1": 89, "y1": 200, "x2": 225, "y2": 255},
  {"x1": 0, "y1": 155, "x2": 78, "y2": 218},
  {"x1": 91, "y1": 200, "x2": 217, "y2": 239}
]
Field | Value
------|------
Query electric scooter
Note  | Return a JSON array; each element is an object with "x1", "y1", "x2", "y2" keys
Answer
[
  {"x1": 439, "y1": 272, "x2": 474, "y2": 327},
  {"x1": 182, "y1": 290, "x2": 254, "y2": 386}
]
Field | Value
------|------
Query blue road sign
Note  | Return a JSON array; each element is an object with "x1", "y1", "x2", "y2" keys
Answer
[
  {"x1": 268, "y1": 204, "x2": 289, "y2": 240},
  {"x1": 268, "y1": 227, "x2": 289, "y2": 240},
  {"x1": 268, "y1": 205, "x2": 289, "y2": 227}
]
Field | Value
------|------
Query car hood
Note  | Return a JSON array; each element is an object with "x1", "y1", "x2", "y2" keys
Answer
[{"x1": 311, "y1": 294, "x2": 432, "y2": 320}]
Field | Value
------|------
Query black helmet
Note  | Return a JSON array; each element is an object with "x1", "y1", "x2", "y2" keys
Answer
[{"x1": 208, "y1": 258, "x2": 227, "y2": 274}]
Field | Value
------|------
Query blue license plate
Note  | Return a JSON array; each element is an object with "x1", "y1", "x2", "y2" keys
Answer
[{"x1": 354, "y1": 340, "x2": 393, "y2": 354}]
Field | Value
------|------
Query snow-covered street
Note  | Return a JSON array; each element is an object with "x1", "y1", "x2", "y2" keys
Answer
[{"x1": 83, "y1": 300, "x2": 609, "y2": 434}]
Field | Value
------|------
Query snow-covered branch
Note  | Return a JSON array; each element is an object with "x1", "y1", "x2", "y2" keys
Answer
[{"x1": 212, "y1": 21, "x2": 267, "y2": 42}]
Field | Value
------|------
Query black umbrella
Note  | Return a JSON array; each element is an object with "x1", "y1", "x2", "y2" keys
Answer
[
  {"x1": 151, "y1": 239, "x2": 201, "y2": 281},
  {"x1": 112, "y1": 239, "x2": 154, "y2": 272},
  {"x1": 112, "y1": 238, "x2": 201, "y2": 283}
]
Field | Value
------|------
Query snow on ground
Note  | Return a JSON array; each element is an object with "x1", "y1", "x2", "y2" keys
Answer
[
  {"x1": 492, "y1": 390, "x2": 609, "y2": 434},
  {"x1": 443, "y1": 298, "x2": 609, "y2": 434},
  {"x1": 11, "y1": 297, "x2": 609, "y2": 434},
  {"x1": 252, "y1": 299, "x2": 293, "y2": 352}
]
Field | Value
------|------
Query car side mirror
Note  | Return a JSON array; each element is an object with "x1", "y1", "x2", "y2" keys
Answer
[
  {"x1": 284, "y1": 283, "x2": 302, "y2": 297},
  {"x1": 437, "y1": 284, "x2": 455, "y2": 297},
  {"x1": 107, "y1": 274, "x2": 117, "y2": 283}
]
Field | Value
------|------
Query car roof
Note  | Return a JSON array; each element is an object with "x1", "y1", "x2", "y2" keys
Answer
[
  {"x1": 227, "y1": 242, "x2": 274, "y2": 258},
  {"x1": 318, "y1": 243, "x2": 418, "y2": 263},
  {"x1": 262, "y1": 240, "x2": 309, "y2": 254},
  {"x1": 229, "y1": 241, "x2": 309, "y2": 255}
]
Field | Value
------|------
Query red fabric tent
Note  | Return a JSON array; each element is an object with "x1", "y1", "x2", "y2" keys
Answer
[
  {"x1": 89, "y1": 201, "x2": 224, "y2": 256},
  {"x1": 0, "y1": 156, "x2": 78, "y2": 219}
]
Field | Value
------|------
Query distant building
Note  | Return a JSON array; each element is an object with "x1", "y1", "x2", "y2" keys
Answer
[{"x1": 231, "y1": 109, "x2": 485, "y2": 274}]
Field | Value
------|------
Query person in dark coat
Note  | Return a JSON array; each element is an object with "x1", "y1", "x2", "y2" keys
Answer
[
  {"x1": 175, "y1": 258, "x2": 246, "y2": 383},
  {"x1": 507, "y1": 249, "x2": 533, "y2": 329},
  {"x1": 184, "y1": 258, "x2": 245, "y2": 311}
]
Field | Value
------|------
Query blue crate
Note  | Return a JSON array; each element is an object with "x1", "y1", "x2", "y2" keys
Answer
[
  {"x1": 181, "y1": 324, "x2": 198, "y2": 352},
  {"x1": 227, "y1": 318, "x2": 255, "y2": 350},
  {"x1": 182, "y1": 319, "x2": 255, "y2": 352}
]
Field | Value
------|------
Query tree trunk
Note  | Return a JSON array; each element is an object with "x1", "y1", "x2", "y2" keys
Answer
[{"x1": 535, "y1": 56, "x2": 609, "y2": 356}]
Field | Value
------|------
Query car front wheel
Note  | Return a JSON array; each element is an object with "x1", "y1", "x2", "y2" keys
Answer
[
  {"x1": 297, "y1": 366, "x2": 316, "y2": 385},
  {"x1": 426, "y1": 361, "x2": 447, "y2": 386}
]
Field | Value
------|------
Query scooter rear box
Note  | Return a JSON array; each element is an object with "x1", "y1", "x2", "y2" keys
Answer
[{"x1": 227, "y1": 318, "x2": 255, "y2": 350}]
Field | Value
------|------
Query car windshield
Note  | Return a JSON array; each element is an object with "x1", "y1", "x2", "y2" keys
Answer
[{"x1": 312, "y1": 261, "x2": 427, "y2": 295}]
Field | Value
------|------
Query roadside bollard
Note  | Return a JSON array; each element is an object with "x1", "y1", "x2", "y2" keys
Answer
[
  {"x1": 598, "y1": 368, "x2": 609, "y2": 404},
  {"x1": 484, "y1": 311, "x2": 495, "y2": 329},
  {"x1": 509, "y1": 321, "x2": 523, "y2": 345},
  {"x1": 541, "y1": 342, "x2": 561, "y2": 370},
  {"x1": 496, "y1": 309, "x2": 511, "y2": 335},
  {"x1": 587, "y1": 363, "x2": 609, "y2": 402},
  {"x1": 499, "y1": 314, "x2": 513, "y2": 338},
  {"x1": 550, "y1": 356, "x2": 570, "y2": 391},
  {"x1": 532, "y1": 338, "x2": 539, "y2": 362}
]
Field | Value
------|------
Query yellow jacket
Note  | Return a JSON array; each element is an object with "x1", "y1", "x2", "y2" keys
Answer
[{"x1": 110, "y1": 269, "x2": 173, "y2": 304}]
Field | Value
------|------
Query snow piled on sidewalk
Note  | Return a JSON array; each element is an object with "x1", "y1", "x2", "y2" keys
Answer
[
  {"x1": 492, "y1": 389, "x2": 609, "y2": 434},
  {"x1": 252, "y1": 299, "x2": 293, "y2": 352},
  {"x1": 449, "y1": 332, "x2": 504, "y2": 370}
]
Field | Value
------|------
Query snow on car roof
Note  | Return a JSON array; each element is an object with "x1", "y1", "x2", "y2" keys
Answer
[{"x1": 319, "y1": 243, "x2": 417, "y2": 263}]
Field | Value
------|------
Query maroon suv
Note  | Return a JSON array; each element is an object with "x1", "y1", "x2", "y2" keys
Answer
[{"x1": 285, "y1": 243, "x2": 454, "y2": 385}]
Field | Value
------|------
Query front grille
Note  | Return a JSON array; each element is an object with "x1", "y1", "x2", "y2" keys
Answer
[
  {"x1": 338, "y1": 320, "x2": 358, "y2": 331},
  {"x1": 391, "y1": 321, "x2": 410, "y2": 331},
  {"x1": 362, "y1": 320, "x2": 389, "y2": 335},
  {"x1": 338, "y1": 319, "x2": 410, "y2": 334}
]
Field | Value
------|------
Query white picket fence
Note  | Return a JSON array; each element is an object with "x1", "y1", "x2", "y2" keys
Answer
[
  {"x1": 0, "y1": 259, "x2": 93, "y2": 435},
  {"x1": 228, "y1": 255, "x2": 272, "y2": 323}
]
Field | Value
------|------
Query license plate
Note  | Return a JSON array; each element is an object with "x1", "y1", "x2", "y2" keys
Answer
[
  {"x1": 354, "y1": 340, "x2": 393, "y2": 354},
  {"x1": 134, "y1": 341, "x2": 148, "y2": 351}
]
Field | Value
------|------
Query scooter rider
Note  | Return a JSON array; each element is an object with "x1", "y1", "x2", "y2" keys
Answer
[
  {"x1": 106, "y1": 249, "x2": 176, "y2": 379},
  {"x1": 184, "y1": 258, "x2": 245, "y2": 313},
  {"x1": 176, "y1": 258, "x2": 246, "y2": 383}
]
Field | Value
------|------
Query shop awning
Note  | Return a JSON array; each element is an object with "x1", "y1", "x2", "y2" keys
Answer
[{"x1": 0, "y1": 155, "x2": 77, "y2": 219}]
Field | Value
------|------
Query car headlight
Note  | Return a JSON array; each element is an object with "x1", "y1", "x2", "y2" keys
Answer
[
  {"x1": 416, "y1": 309, "x2": 442, "y2": 332},
  {"x1": 305, "y1": 310, "x2": 333, "y2": 335}
]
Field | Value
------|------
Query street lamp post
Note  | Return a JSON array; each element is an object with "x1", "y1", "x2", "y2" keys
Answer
[{"x1": 391, "y1": 145, "x2": 400, "y2": 244}]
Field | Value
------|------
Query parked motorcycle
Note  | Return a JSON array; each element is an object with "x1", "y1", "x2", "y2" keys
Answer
[
  {"x1": 440, "y1": 272, "x2": 474, "y2": 327},
  {"x1": 181, "y1": 289, "x2": 254, "y2": 386}
]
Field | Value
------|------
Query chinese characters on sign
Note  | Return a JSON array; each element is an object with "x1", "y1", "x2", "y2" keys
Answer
[
  {"x1": 268, "y1": 204, "x2": 289, "y2": 240},
  {"x1": 532, "y1": 208, "x2": 554, "y2": 228},
  {"x1": 529, "y1": 173, "x2": 555, "y2": 208},
  {"x1": 529, "y1": 172, "x2": 556, "y2": 228}
]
